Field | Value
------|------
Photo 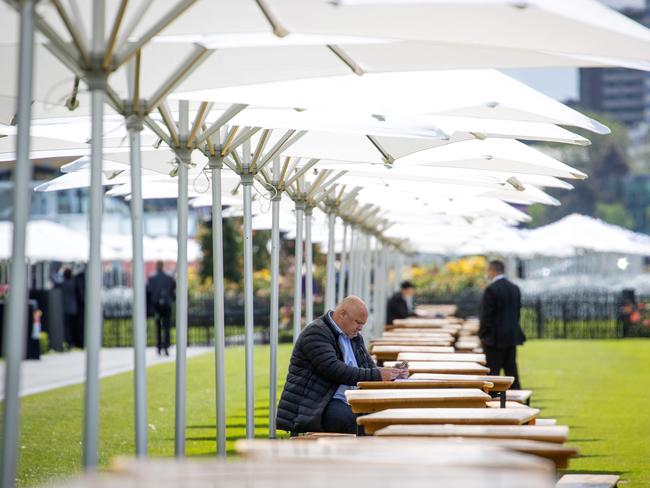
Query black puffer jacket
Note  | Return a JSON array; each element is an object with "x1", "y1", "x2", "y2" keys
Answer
[{"x1": 277, "y1": 313, "x2": 381, "y2": 433}]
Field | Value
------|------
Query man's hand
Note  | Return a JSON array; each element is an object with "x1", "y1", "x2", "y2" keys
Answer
[{"x1": 379, "y1": 367, "x2": 402, "y2": 381}]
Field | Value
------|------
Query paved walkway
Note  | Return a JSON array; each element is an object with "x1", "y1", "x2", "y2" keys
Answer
[{"x1": 0, "y1": 346, "x2": 212, "y2": 400}]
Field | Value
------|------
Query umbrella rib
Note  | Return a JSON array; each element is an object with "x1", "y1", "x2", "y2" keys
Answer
[
  {"x1": 131, "y1": 50, "x2": 141, "y2": 115},
  {"x1": 114, "y1": 0, "x2": 153, "y2": 52},
  {"x1": 187, "y1": 102, "x2": 212, "y2": 149},
  {"x1": 51, "y1": 0, "x2": 91, "y2": 67},
  {"x1": 250, "y1": 129, "x2": 272, "y2": 172},
  {"x1": 256, "y1": 129, "x2": 306, "y2": 172},
  {"x1": 114, "y1": 0, "x2": 199, "y2": 70},
  {"x1": 254, "y1": 0, "x2": 289, "y2": 37},
  {"x1": 197, "y1": 104, "x2": 248, "y2": 148},
  {"x1": 102, "y1": 0, "x2": 130, "y2": 71},
  {"x1": 158, "y1": 102, "x2": 180, "y2": 147},
  {"x1": 327, "y1": 45, "x2": 364, "y2": 76},
  {"x1": 278, "y1": 157, "x2": 292, "y2": 186},
  {"x1": 147, "y1": 45, "x2": 212, "y2": 113},
  {"x1": 143, "y1": 115, "x2": 173, "y2": 148},
  {"x1": 285, "y1": 159, "x2": 320, "y2": 188},
  {"x1": 366, "y1": 135, "x2": 395, "y2": 165}
]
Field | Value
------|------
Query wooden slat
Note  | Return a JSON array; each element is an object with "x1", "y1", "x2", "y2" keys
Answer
[
  {"x1": 374, "y1": 424, "x2": 569, "y2": 443},
  {"x1": 409, "y1": 373, "x2": 514, "y2": 392},
  {"x1": 345, "y1": 388, "x2": 490, "y2": 413},
  {"x1": 385, "y1": 361, "x2": 490, "y2": 375},
  {"x1": 357, "y1": 407, "x2": 541, "y2": 434},
  {"x1": 357, "y1": 379, "x2": 494, "y2": 391},
  {"x1": 555, "y1": 474, "x2": 620, "y2": 487},
  {"x1": 397, "y1": 352, "x2": 487, "y2": 365}
]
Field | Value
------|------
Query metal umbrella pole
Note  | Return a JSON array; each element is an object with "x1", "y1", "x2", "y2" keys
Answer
[
  {"x1": 83, "y1": 1, "x2": 107, "y2": 469},
  {"x1": 325, "y1": 210, "x2": 336, "y2": 310},
  {"x1": 268, "y1": 157, "x2": 282, "y2": 439},
  {"x1": 292, "y1": 198, "x2": 305, "y2": 342},
  {"x1": 174, "y1": 101, "x2": 191, "y2": 457},
  {"x1": 304, "y1": 206, "x2": 313, "y2": 323},
  {"x1": 241, "y1": 170, "x2": 255, "y2": 440},
  {"x1": 208, "y1": 153, "x2": 227, "y2": 456},
  {"x1": 337, "y1": 223, "x2": 348, "y2": 304},
  {"x1": 126, "y1": 108, "x2": 147, "y2": 457},
  {"x1": 1, "y1": 1, "x2": 36, "y2": 486}
]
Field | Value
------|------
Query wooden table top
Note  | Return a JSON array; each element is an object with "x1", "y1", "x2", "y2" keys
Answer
[
  {"x1": 409, "y1": 373, "x2": 514, "y2": 392},
  {"x1": 370, "y1": 345, "x2": 456, "y2": 361},
  {"x1": 357, "y1": 378, "x2": 494, "y2": 391},
  {"x1": 353, "y1": 437, "x2": 577, "y2": 469},
  {"x1": 396, "y1": 352, "x2": 487, "y2": 365},
  {"x1": 236, "y1": 438, "x2": 554, "y2": 477},
  {"x1": 393, "y1": 317, "x2": 463, "y2": 326},
  {"x1": 385, "y1": 361, "x2": 490, "y2": 375},
  {"x1": 374, "y1": 424, "x2": 569, "y2": 444},
  {"x1": 357, "y1": 407, "x2": 541, "y2": 434},
  {"x1": 345, "y1": 388, "x2": 490, "y2": 413},
  {"x1": 64, "y1": 456, "x2": 554, "y2": 488},
  {"x1": 382, "y1": 331, "x2": 456, "y2": 338},
  {"x1": 371, "y1": 338, "x2": 454, "y2": 347}
]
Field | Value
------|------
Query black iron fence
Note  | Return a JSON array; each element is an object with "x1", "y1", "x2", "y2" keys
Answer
[{"x1": 416, "y1": 290, "x2": 650, "y2": 339}]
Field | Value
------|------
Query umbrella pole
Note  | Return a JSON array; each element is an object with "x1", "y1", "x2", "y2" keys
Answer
[
  {"x1": 337, "y1": 223, "x2": 347, "y2": 304},
  {"x1": 126, "y1": 112, "x2": 147, "y2": 457},
  {"x1": 325, "y1": 211, "x2": 336, "y2": 310},
  {"x1": 241, "y1": 174, "x2": 255, "y2": 439},
  {"x1": 83, "y1": 0, "x2": 107, "y2": 468},
  {"x1": 174, "y1": 100, "x2": 190, "y2": 457},
  {"x1": 268, "y1": 158, "x2": 282, "y2": 439},
  {"x1": 304, "y1": 207, "x2": 313, "y2": 323},
  {"x1": 292, "y1": 201, "x2": 305, "y2": 343},
  {"x1": 1, "y1": 2, "x2": 35, "y2": 486},
  {"x1": 209, "y1": 156, "x2": 226, "y2": 456}
]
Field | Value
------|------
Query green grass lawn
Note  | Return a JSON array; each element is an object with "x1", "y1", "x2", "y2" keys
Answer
[
  {"x1": 519, "y1": 339, "x2": 650, "y2": 487},
  {"x1": 3, "y1": 340, "x2": 649, "y2": 486}
]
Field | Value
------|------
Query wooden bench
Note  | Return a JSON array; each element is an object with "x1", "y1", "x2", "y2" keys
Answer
[
  {"x1": 345, "y1": 388, "x2": 491, "y2": 413},
  {"x1": 357, "y1": 407, "x2": 541, "y2": 434},
  {"x1": 555, "y1": 474, "x2": 620, "y2": 487},
  {"x1": 506, "y1": 389, "x2": 533, "y2": 405},
  {"x1": 362, "y1": 436, "x2": 578, "y2": 469},
  {"x1": 89, "y1": 455, "x2": 556, "y2": 488},
  {"x1": 374, "y1": 424, "x2": 569, "y2": 443},
  {"x1": 371, "y1": 338, "x2": 454, "y2": 347},
  {"x1": 385, "y1": 361, "x2": 490, "y2": 375},
  {"x1": 357, "y1": 378, "x2": 494, "y2": 392},
  {"x1": 370, "y1": 345, "x2": 455, "y2": 362},
  {"x1": 536, "y1": 419, "x2": 558, "y2": 426},
  {"x1": 487, "y1": 400, "x2": 530, "y2": 409},
  {"x1": 396, "y1": 352, "x2": 487, "y2": 365}
]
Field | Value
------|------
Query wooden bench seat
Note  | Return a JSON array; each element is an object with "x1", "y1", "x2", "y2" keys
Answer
[
  {"x1": 385, "y1": 361, "x2": 490, "y2": 375},
  {"x1": 374, "y1": 424, "x2": 569, "y2": 443},
  {"x1": 345, "y1": 388, "x2": 491, "y2": 413},
  {"x1": 506, "y1": 389, "x2": 533, "y2": 405},
  {"x1": 555, "y1": 474, "x2": 619, "y2": 487},
  {"x1": 409, "y1": 373, "x2": 514, "y2": 392},
  {"x1": 397, "y1": 352, "x2": 487, "y2": 365}
]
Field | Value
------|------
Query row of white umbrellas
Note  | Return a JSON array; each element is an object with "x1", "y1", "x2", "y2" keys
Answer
[{"x1": 3, "y1": 1, "x2": 650, "y2": 484}]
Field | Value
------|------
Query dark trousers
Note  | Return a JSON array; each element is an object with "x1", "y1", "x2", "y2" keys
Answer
[
  {"x1": 154, "y1": 303, "x2": 171, "y2": 352},
  {"x1": 485, "y1": 345, "x2": 521, "y2": 390},
  {"x1": 63, "y1": 313, "x2": 76, "y2": 347},
  {"x1": 321, "y1": 398, "x2": 357, "y2": 434}
]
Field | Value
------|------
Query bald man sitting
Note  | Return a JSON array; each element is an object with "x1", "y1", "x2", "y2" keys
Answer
[{"x1": 277, "y1": 296, "x2": 405, "y2": 434}]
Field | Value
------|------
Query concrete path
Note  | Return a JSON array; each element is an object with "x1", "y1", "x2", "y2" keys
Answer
[{"x1": 0, "y1": 346, "x2": 212, "y2": 400}]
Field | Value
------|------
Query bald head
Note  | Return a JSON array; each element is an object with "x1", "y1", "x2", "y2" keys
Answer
[{"x1": 332, "y1": 295, "x2": 368, "y2": 338}]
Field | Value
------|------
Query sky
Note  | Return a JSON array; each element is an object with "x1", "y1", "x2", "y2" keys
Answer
[{"x1": 502, "y1": 0, "x2": 646, "y2": 102}]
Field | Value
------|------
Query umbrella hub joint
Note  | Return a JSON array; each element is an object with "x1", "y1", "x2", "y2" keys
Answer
[
  {"x1": 207, "y1": 155, "x2": 224, "y2": 170},
  {"x1": 125, "y1": 113, "x2": 144, "y2": 133},
  {"x1": 85, "y1": 65, "x2": 108, "y2": 92},
  {"x1": 173, "y1": 146, "x2": 193, "y2": 167},
  {"x1": 304, "y1": 206, "x2": 313, "y2": 217},
  {"x1": 240, "y1": 174, "x2": 255, "y2": 186},
  {"x1": 294, "y1": 199, "x2": 307, "y2": 211}
]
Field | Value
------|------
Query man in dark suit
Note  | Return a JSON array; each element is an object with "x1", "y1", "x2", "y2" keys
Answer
[
  {"x1": 386, "y1": 280, "x2": 417, "y2": 325},
  {"x1": 147, "y1": 260, "x2": 176, "y2": 356},
  {"x1": 479, "y1": 260, "x2": 525, "y2": 389}
]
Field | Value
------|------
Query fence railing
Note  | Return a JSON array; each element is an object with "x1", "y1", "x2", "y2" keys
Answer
[{"x1": 416, "y1": 290, "x2": 650, "y2": 339}]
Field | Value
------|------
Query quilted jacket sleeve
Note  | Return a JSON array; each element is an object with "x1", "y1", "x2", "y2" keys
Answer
[{"x1": 300, "y1": 326, "x2": 381, "y2": 385}]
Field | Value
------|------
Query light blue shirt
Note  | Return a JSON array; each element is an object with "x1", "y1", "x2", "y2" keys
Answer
[{"x1": 328, "y1": 311, "x2": 359, "y2": 403}]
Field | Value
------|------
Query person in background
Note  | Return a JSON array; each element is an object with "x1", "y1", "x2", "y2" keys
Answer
[
  {"x1": 386, "y1": 280, "x2": 417, "y2": 325},
  {"x1": 61, "y1": 268, "x2": 78, "y2": 349},
  {"x1": 479, "y1": 259, "x2": 526, "y2": 389},
  {"x1": 147, "y1": 260, "x2": 176, "y2": 356},
  {"x1": 277, "y1": 296, "x2": 406, "y2": 435}
]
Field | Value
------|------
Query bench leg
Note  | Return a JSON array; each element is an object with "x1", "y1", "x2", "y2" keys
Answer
[
  {"x1": 356, "y1": 424, "x2": 366, "y2": 436},
  {"x1": 499, "y1": 391, "x2": 506, "y2": 408}
]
